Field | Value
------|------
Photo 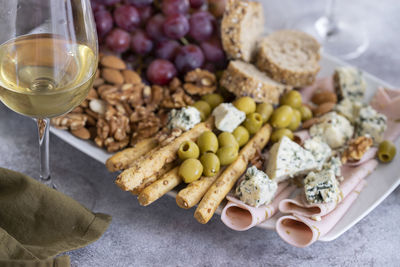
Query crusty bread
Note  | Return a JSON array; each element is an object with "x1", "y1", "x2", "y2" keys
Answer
[
  {"x1": 221, "y1": 0, "x2": 264, "y2": 62},
  {"x1": 220, "y1": 60, "x2": 291, "y2": 104},
  {"x1": 256, "y1": 30, "x2": 321, "y2": 87}
]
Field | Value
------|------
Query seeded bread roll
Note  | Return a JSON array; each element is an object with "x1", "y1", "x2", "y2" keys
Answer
[
  {"x1": 256, "y1": 30, "x2": 321, "y2": 87},
  {"x1": 221, "y1": 0, "x2": 264, "y2": 62},
  {"x1": 220, "y1": 60, "x2": 291, "y2": 104}
]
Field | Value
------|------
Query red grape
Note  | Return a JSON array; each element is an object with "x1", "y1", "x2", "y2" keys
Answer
[
  {"x1": 124, "y1": 0, "x2": 153, "y2": 6},
  {"x1": 163, "y1": 14, "x2": 189, "y2": 39},
  {"x1": 137, "y1": 5, "x2": 153, "y2": 25},
  {"x1": 147, "y1": 59, "x2": 177, "y2": 85},
  {"x1": 94, "y1": 0, "x2": 121, "y2": 6},
  {"x1": 208, "y1": 0, "x2": 227, "y2": 18},
  {"x1": 131, "y1": 30, "x2": 154, "y2": 55},
  {"x1": 106, "y1": 28, "x2": 131, "y2": 53},
  {"x1": 175, "y1": 44, "x2": 205, "y2": 73},
  {"x1": 146, "y1": 14, "x2": 167, "y2": 41},
  {"x1": 200, "y1": 38, "x2": 225, "y2": 62},
  {"x1": 155, "y1": 40, "x2": 180, "y2": 61},
  {"x1": 189, "y1": 0, "x2": 205, "y2": 9},
  {"x1": 94, "y1": 10, "x2": 113, "y2": 38},
  {"x1": 162, "y1": 0, "x2": 189, "y2": 16},
  {"x1": 113, "y1": 5, "x2": 140, "y2": 32},
  {"x1": 90, "y1": 0, "x2": 105, "y2": 12},
  {"x1": 189, "y1": 11, "x2": 214, "y2": 42}
]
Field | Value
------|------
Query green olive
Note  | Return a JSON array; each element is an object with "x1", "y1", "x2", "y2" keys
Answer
[
  {"x1": 243, "y1": 112, "x2": 263, "y2": 134},
  {"x1": 192, "y1": 100, "x2": 211, "y2": 121},
  {"x1": 233, "y1": 96, "x2": 256, "y2": 115},
  {"x1": 288, "y1": 109, "x2": 302, "y2": 131},
  {"x1": 270, "y1": 128, "x2": 294, "y2": 143},
  {"x1": 200, "y1": 153, "x2": 221, "y2": 177},
  {"x1": 269, "y1": 105, "x2": 294, "y2": 129},
  {"x1": 197, "y1": 131, "x2": 219, "y2": 154},
  {"x1": 217, "y1": 146, "x2": 239, "y2": 166},
  {"x1": 178, "y1": 141, "x2": 200, "y2": 160},
  {"x1": 298, "y1": 105, "x2": 313, "y2": 121},
  {"x1": 256, "y1": 103, "x2": 273, "y2": 123},
  {"x1": 218, "y1": 132, "x2": 239, "y2": 150},
  {"x1": 201, "y1": 93, "x2": 224, "y2": 109},
  {"x1": 232, "y1": 126, "x2": 250, "y2": 147},
  {"x1": 378, "y1": 140, "x2": 396, "y2": 163},
  {"x1": 280, "y1": 90, "x2": 302, "y2": 109},
  {"x1": 179, "y1": 158, "x2": 204, "y2": 183}
]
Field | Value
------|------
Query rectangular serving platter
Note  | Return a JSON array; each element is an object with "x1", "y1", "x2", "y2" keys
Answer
[{"x1": 50, "y1": 53, "x2": 400, "y2": 242}]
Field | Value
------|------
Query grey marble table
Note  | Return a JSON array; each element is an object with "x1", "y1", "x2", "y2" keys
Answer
[{"x1": 1, "y1": 0, "x2": 400, "y2": 266}]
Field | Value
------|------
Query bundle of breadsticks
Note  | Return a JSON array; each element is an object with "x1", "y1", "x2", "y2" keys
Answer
[{"x1": 108, "y1": 116, "x2": 272, "y2": 224}]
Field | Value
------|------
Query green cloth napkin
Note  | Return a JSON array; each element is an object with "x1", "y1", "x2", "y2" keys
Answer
[{"x1": 0, "y1": 168, "x2": 112, "y2": 267}]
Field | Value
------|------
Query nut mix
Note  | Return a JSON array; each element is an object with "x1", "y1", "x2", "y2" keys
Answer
[
  {"x1": 51, "y1": 54, "x2": 216, "y2": 153},
  {"x1": 341, "y1": 136, "x2": 374, "y2": 163}
]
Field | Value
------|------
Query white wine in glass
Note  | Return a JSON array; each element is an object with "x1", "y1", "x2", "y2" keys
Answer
[{"x1": 0, "y1": 0, "x2": 98, "y2": 206}]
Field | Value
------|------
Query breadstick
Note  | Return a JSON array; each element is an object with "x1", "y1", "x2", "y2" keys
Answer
[
  {"x1": 130, "y1": 162, "x2": 175, "y2": 195},
  {"x1": 194, "y1": 124, "x2": 272, "y2": 224},
  {"x1": 116, "y1": 118, "x2": 213, "y2": 191},
  {"x1": 105, "y1": 137, "x2": 158, "y2": 172},
  {"x1": 176, "y1": 168, "x2": 225, "y2": 209},
  {"x1": 138, "y1": 167, "x2": 181, "y2": 206}
]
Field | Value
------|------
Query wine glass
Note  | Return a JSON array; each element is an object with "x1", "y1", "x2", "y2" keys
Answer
[
  {"x1": 0, "y1": 0, "x2": 98, "y2": 205},
  {"x1": 288, "y1": 0, "x2": 369, "y2": 60}
]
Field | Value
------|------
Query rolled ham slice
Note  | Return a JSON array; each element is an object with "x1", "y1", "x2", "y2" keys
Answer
[
  {"x1": 300, "y1": 76, "x2": 334, "y2": 103},
  {"x1": 345, "y1": 147, "x2": 377, "y2": 167},
  {"x1": 276, "y1": 179, "x2": 366, "y2": 247},
  {"x1": 279, "y1": 159, "x2": 378, "y2": 218},
  {"x1": 293, "y1": 130, "x2": 310, "y2": 145},
  {"x1": 221, "y1": 183, "x2": 296, "y2": 231}
]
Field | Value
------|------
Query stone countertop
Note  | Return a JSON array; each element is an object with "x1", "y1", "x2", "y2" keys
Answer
[{"x1": 1, "y1": 0, "x2": 399, "y2": 266}]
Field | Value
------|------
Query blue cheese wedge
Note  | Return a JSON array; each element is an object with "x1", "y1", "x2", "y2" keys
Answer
[
  {"x1": 167, "y1": 106, "x2": 201, "y2": 131},
  {"x1": 309, "y1": 112, "x2": 354, "y2": 149},
  {"x1": 304, "y1": 169, "x2": 341, "y2": 204},
  {"x1": 335, "y1": 98, "x2": 363, "y2": 123},
  {"x1": 334, "y1": 66, "x2": 366, "y2": 102},
  {"x1": 212, "y1": 103, "x2": 246, "y2": 132},
  {"x1": 356, "y1": 105, "x2": 387, "y2": 144},
  {"x1": 266, "y1": 136, "x2": 319, "y2": 183},
  {"x1": 236, "y1": 166, "x2": 278, "y2": 207},
  {"x1": 323, "y1": 156, "x2": 342, "y2": 180},
  {"x1": 304, "y1": 137, "x2": 332, "y2": 171}
]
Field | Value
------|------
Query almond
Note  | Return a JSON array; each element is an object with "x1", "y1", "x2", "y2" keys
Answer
[
  {"x1": 311, "y1": 90, "x2": 337, "y2": 105},
  {"x1": 122, "y1": 69, "x2": 141, "y2": 84},
  {"x1": 314, "y1": 102, "x2": 335, "y2": 116},
  {"x1": 100, "y1": 55, "x2": 126, "y2": 70},
  {"x1": 93, "y1": 78, "x2": 104, "y2": 87},
  {"x1": 101, "y1": 68, "x2": 124, "y2": 85},
  {"x1": 71, "y1": 127, "x2": 90, "y2": 140},
  {"x1": 302, "y1": 117, "x2": 321, "y2": 129}
]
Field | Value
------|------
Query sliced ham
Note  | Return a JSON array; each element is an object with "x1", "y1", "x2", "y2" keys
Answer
[
  {"x1": 221, "y1": 183, "x2": 296, "y2": 231},
  {"x1": 345, "y1": 147, "x2": 377, "y2": 167},
  {"x1": 279, "y1": 160, "x2": 378, "y2": 218},
  {"x1": 276, "y1": 179, "x2": 366, "y2": 247}
]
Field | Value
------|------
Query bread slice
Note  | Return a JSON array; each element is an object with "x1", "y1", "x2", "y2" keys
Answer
[
  {"x1": 221, "y1": 0, "x2": 264, "y2": 62},
  {"x1": 256, "y1": 30, "x2": 321, "y2": 87},
  {"x1": 220, "y1": 60, "x2": 291, "y2": 104}
]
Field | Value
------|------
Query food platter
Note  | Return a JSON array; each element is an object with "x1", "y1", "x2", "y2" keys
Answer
[{"x1": 50, "y1": 52, "x2": 400, "y2": 242}]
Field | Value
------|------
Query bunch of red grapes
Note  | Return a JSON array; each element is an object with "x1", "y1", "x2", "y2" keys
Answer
[{"x1": 92, "y1": 0, "x2": 227, "y2": 85}]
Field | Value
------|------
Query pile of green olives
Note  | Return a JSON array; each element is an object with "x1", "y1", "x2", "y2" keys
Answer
[
  {"x1": 191, "y1": 93, "x2": 224, "y2": 121},
  {"x1": 234, "y1": 97, "x2": 271, "y2": 135},
  {"x1": 378, "y1": 140, "x2": 396, "y2": 163}
]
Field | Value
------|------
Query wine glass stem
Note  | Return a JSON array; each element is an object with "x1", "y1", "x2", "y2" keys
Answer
[
  {"x1": 35, "y1": 118, "x2": 54, "y2": 188},
  {"x1": 315, "y1": 0, "x2": 339, "y2": 39}
]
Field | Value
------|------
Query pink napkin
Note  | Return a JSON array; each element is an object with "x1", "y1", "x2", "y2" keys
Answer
[
  {"x1": 221, "y1": 183, "x2": 297, "y2": 231},
  {"x1": 279, "y1": 160, "x2": 378, "y2": 218},
  {"x1": 276, "y1": 179, "x2": 366, "y2": 247}
]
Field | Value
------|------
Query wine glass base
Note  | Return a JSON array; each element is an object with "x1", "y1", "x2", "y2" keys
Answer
[{"x1": 288, "y1": 14, "x2": 369, "y2": 60}]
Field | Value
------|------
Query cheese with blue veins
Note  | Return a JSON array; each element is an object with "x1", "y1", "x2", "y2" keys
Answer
[
  {"x1": 167, "y1": 106, "x2": 201, "y2": 131},
  {"x1": 356, "y1": 105, "x2": 387, "y2": 144},
  {"x1": 334, "y1": 66, "x2": 366, "y2": 102},
  {"x1": 304, "y1": 169, "x2": 341, "y2": 204},
  {"x1": 304, "y1": 137, "x2": 332, "y2": 171}
]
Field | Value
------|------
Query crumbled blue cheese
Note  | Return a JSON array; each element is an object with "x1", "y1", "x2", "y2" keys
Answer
[
  {"x1": 266, "y1": 136, "x2": 319, "y2": 183},
  {"x1": 212, "y1": 103, "x2": 246, "y2": 132},
  {"x1": 335, "y1": 66, "x2": 366, "y2": 102},
  {"x1": 235, "y1": 166, "x2": 278, "y2": 207},
  {"x1": 304, "y1": 169, "x2": 341, "y2": 204},
  {"x1": 335, "y1": 98, "x2": 363, "y2": 123},
  {"x1": 304, "y1": 137, "x2": 332, "y2": 171},
  {"x1": 167, "y1": 106, "x2": 201, "y2": 131},
  {"x1": 323, "y1": 156, "x2": 342, "y2": 178},
  {"x1": 356, "y1": 105, "x2": 387, "y2": 144},
  {"x1": 309, "y1": 112, "x2": 354, "y2": 149}
]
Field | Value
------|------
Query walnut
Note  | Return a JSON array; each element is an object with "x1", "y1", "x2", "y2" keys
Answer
[
  {"x1": 155, "y1": 128, "x2": 183, "y2": 147},
  {"x1": 169, "y1": 77, "x2": 182, "y2": 92},
  {"x1": 161, "y1": 88, "x2": 194, "y2": 108},
  {"x1": 51, "y1": 113, "x2": 87, "y2": 130},
  {"x1": 183, "y1": 68, "x2": 217, "y2": 95},
  {"x1": 96, "y1": 118, "x2": 110, "y2": 139},
  {"x1": 105, "y1": 137, "x2": 130, "y2": 152},
  {"x1": 109, "y1": 114, "x2": 131, "y2": 141},
  {"x1": 341, "y1": 136, "x2": 373, "y2": 163},
  {"x1": 131, "y1": 114, "x2": 161, "y2": 143}
]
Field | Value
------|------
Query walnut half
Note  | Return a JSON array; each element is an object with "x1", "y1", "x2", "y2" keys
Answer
[
  {"x1": 183, "y1": 68, "x2": 217, "y2": 95},
  {"x1": 341, "y1": 136, "x2": 373, "y2": 163}
]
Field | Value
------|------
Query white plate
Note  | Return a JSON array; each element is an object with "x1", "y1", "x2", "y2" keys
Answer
[{"x1": 50, "y1": 53, "x2": 400, "y2": 242}]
